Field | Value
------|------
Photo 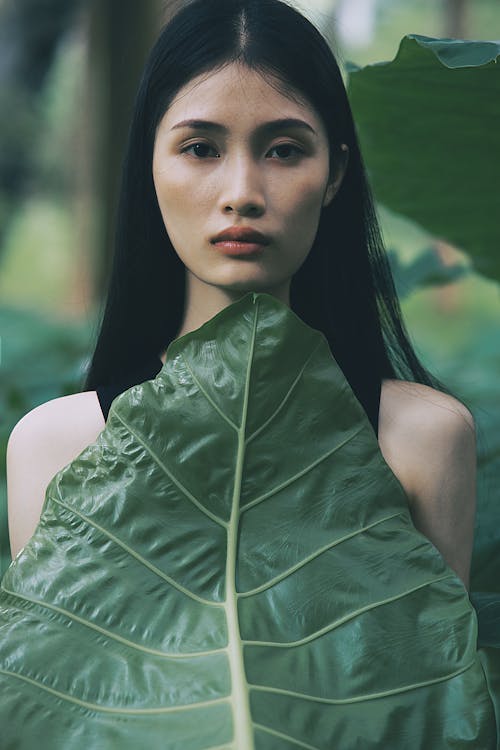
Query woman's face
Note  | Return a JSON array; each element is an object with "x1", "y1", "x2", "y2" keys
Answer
[{"x1": 152, "y1": 63, "x2": 344, "y2": 303}]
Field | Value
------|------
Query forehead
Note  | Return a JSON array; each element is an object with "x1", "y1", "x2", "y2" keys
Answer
[{"x1": 159, "y1": 63, "x2": 325, "y2": 134}]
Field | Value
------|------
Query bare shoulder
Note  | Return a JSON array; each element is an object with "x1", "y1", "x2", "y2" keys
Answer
[
  {"x1": 378, "y1": 378, "x2": 476, "y2": 498},
  {"x1": 8, "y1": 390, "x2": 105, "y2": 462},
  {"x1": 378, "y1": 379, "x2": 476, "y2": 589},
  {"x1": 7, "y1": 391, "x2": 105, "y2": 559},
  {"x1": 379, "y1": 378, "x2": 475, "y2": 433}
]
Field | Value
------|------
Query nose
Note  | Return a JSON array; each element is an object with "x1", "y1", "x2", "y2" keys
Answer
[{"x1": 218, "y1": 154, "x2": 266, "y2": 218}]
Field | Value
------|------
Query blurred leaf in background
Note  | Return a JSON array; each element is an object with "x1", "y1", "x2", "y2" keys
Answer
[
  {"x1": 347, "y1": 34, "x2": 500, "y2": 282},
  {"x1": 387, "y1": 244, "x2": 469, "y2": 299}
]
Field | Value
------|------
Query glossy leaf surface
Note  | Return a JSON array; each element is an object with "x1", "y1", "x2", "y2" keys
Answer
[{"x1": 0, "y1": 293, "x2": 498, "y2": 748}]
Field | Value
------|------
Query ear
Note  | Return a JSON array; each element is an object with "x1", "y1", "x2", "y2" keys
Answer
[{"x1": 322, "y1": 143, "x2": 349, "y2": 207}]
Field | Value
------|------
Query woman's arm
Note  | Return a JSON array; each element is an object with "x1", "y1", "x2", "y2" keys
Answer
[
  {"x1": 408, "y1": 408, "x2": 476, "y2": 591},
  {"x1": 6, "y1": 392, "x2": 105, "y2": 559},
  {"x1": 390, "y1": 384, "x2": 477, "y2": 592}
]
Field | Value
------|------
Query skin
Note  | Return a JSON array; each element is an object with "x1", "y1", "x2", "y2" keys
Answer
[
  {"x1": 152, "y1": 62, "x2": 348, "y2": 337},
  {"x1": 7, "y1": 63, "x2": 476, "y2": 593}
]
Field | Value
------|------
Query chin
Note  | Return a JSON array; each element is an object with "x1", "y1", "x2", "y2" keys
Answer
[
  {"x1": 211, "y1": 266, "x2": 286, "y2": 287},
  {"x1": 216, "y1": 276, "x2": 286, "y2": 294},
  {"x1": 221, "y1": 281, "x2": 291, "y2": 307}
]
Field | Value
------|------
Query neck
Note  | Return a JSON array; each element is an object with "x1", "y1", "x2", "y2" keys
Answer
[{"x1": 159, "y1": 271, "x2": 291, "y2": 364}]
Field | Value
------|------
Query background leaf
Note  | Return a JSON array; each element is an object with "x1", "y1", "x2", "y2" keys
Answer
[{"x1": 347, "y1": 35, "x2": 500, "y2": 282}]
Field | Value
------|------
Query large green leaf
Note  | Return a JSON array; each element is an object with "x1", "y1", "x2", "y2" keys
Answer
[
  {"x1": 347, "y1": 35, "x2": 500, "y2": 282},
  {"x1": 0, "y1": 292, "x2": 498, "y2": 748}
]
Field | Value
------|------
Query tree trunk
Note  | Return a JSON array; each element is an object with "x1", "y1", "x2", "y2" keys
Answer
[
  {"x1": 443, "y1": 0, "x2": 468, "y2": 38},
  {"x1": 83, "y1": 0, "x2": 184, "y2": 304}
]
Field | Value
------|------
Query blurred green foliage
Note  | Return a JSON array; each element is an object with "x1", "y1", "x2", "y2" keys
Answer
[
  {"x1": 0, "y1": 306, "x2": 93, "y2": 575},
  {"x1": 348, "y1": 34, "x2": 500, "y2": 282},
  {"x1": 0, "y1": 198, "x2": 75, "y2": 311},
  {"x1": 406, "y1": 279, "x2": 500, "y2": 588}
]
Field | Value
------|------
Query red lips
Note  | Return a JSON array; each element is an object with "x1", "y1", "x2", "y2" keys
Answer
[{"x1": 211, "y1": 227, "x2": 271, "y2": 245}]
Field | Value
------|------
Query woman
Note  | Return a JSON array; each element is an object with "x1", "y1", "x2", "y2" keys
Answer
[
  {"x1": 9, "y1": 0, "x2": 475, "y2": 581},
  {"x1": 3, "y1": 0, "x2": 498, "y2": 747}
]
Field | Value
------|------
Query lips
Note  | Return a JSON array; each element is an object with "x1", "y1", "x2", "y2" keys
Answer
[{"x1": 211, "y1": 227, "x2": 271, "y2": 245}]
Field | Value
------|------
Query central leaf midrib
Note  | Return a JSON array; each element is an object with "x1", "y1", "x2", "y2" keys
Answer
[{"x1": 225, "y1": 300, "x2": 259, "y2": 750}]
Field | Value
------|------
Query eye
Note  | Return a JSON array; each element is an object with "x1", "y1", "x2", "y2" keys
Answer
[
  {"x1": 267, "y1": 143, "x2": 304, "y2": 160},
  {"x1": 181, "y1": 142, "x2": 220, "y2": 159}
]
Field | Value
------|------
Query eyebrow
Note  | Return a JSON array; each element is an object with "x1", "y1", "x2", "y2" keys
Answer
[{"x1": 170, "y1": 118, "x2": 317, "y2": 136}]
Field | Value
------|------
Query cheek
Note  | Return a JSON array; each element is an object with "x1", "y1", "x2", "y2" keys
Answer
[
  {"x1": 281, "y1": 170, "x2": 328, "y2": 236},
  {"x1": 153, "y1": 161, "x2": 189, "y2": 211},
  {"x1": 153, "y1": 161, "x2": 214, "y2": 235}
]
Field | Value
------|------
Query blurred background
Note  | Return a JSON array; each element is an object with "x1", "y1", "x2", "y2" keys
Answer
[{"x1": 0, "y1": 0, "x2": 499, "y2": 578}]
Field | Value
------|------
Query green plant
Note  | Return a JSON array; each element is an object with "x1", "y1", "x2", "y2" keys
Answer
[
  {"x1": 0, "y1": 293, "x2": 497, "y2": 748},
  {"x1": 348, "y1": 35, "x2": 500, "y2": 282}
]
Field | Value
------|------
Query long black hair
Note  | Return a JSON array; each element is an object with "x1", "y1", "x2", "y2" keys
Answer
[{"x1": 82, "y1": 0, "x2": 452, "y2": 422}]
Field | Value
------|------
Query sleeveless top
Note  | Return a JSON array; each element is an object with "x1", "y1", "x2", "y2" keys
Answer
[{"x1": 96, "y1": 354, "x2": 382, "y2": 438}]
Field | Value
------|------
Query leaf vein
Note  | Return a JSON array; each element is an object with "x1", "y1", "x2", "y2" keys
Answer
[
  {"x1": 253, "y1": 723, "x2": 321, "y2": 750},
  {"x1": 248, "y1": 659, "x2": 477, "y2": 703},
  {"x1": 242, "y1": 574, "x2": 456, "y2": 647},
  {"x1": 224, "y1": 296, "x2": 258, "y2": 747},
  {"x1": 238, "y1": 512, "x2": 406, "y2": 597},
  {"x1": 241, "y1": 423, "x2": 366, "y2": 513},
  {"x1": 1, "y1": 583, "x2": 226, "y2": 658},
  {"x1": 246, "y1": 340, "x2": 322, "y2": 445},
  {"x1": 49, "y1": 497, "x2": 224, "y2": 608},
  {"x1": 113, "y1": 407, "x2": 228, "y2": 528},
  {"x1": 181, "y1": 353, "x2": 239, "y2": 432},
  {"x1": 0, "y1": 669, "x2": 229, "y2": 715}
]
